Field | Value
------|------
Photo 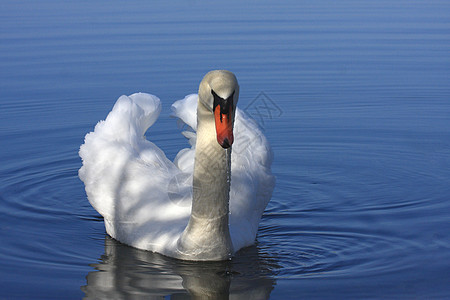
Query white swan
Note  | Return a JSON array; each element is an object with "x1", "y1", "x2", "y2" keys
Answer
[{"x1": 79, "y1": 70, "x2": 275, "y2": 261}]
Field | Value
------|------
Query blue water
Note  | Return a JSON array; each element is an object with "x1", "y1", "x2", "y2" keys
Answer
[{"x1": 1, "y1": 0, "x2": 449, "y2": 298}]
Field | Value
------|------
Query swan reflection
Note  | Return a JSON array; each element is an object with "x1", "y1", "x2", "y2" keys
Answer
[{"x1": 82, "y1": 236, "x2": 277, "y2": 299}]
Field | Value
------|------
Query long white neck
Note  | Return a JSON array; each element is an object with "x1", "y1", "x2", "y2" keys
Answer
[{"x1": 176, "y1": 100, "x2": 233, "y2": 261}]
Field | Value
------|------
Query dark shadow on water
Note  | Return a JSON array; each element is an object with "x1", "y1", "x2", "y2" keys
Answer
[{"x1": 82, "y1": 236, "x2": 278, "y2": 299}]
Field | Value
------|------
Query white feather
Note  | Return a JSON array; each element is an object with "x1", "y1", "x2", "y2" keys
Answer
[{"x1": 79, "y1": 92, "x2": 275, "y2": 257}]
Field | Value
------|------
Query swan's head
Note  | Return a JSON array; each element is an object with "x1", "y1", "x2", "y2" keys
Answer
[{"x1": 198, "y1": 70, "x2": 239, "y2": 149}]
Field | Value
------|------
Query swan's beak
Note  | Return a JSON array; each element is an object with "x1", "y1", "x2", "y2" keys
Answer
[{"x1": 213, "y1": 90, "x2": 235, "y2": 149}]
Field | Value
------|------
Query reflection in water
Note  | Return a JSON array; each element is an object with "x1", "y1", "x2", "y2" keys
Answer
[{"x1": 82, "y1": 236, "x2": 277, "y2": 299}]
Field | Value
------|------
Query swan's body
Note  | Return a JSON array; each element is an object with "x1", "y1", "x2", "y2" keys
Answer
[{"x1": 79, "y1": 71, "x2": 275, "y2": 260}]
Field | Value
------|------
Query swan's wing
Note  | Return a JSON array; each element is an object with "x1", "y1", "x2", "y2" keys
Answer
[
  {"x1": 79, "y1": 93, "x2": 191, "y2": 254},
  {"x1": 172, "y1": 94, "x2": 275, "y2": 252},
  {"x1": 171, "y1": 94, "x2": 198, "y2": 174},
  {"x1": 229, "y1": 109, "x2": 276, "y2": 251}
]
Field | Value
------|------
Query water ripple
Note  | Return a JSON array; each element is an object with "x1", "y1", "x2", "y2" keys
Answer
[{"x1": 257, "y1": 222, "x2": 420, "y2": 279}]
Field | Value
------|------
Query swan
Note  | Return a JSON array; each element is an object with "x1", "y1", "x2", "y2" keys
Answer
[{"x1": 79, "y1": 70, "x2": 275, "y2": 261}]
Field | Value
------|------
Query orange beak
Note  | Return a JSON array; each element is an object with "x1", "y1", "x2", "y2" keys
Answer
[{"x1": 212, "y1": 90, "x2": 235, "y2": 148}]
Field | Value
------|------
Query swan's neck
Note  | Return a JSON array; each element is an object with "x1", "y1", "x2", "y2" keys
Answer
[{"x1": 177, "y1": 101, "x2": 233, "y2": 261}]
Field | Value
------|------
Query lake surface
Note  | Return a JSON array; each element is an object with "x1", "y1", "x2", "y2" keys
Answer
[{"x1": 1, "y1": 0, "x2": 449, "y2": 298}]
